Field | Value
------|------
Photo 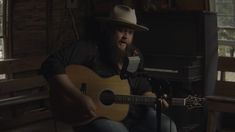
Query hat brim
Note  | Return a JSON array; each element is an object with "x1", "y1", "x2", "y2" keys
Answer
[{"x1": 96, "y1": 17, "x2": 149, "y2": 31}]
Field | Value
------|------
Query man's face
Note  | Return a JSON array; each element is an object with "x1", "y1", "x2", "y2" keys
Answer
[
  {"x1": 107, "y1": 26, "x2": 135, "y2": 65},
  {"x1": 112, "y1": 27, "x2": 134, "y2": 52}
]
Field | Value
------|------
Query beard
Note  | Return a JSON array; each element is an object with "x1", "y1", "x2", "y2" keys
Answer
[
  {"x1": 109, "y1": 44, "x2": 134, "y2": 67},
  {"x1": 110, "y1": 45, "x2": 126, "y2": 65}
]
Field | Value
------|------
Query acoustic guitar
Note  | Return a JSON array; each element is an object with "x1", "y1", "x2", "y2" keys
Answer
[{"x1": 50, "y1": 65, "x2": 204, "y2": 126}]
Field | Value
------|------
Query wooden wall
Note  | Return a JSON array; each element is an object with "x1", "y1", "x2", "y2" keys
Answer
[
  {"x1": 11, "y1": 0, "x2": 75, "y2": 58},
  {"x1": 174, "y1": 0, "x2": 209, "y2": 10},
  {"x1": 11, "y1": 0, "x2": 47, "y2": 57}
]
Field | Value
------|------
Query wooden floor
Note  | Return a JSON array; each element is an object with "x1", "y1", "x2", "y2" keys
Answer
[{"x1": 3, "y1": 119, "x2": 74, "y2": 132}]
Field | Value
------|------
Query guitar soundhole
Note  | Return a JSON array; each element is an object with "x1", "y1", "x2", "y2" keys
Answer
[{"x1": 100, "y1": 90, "x2": 115, "y2": 106}]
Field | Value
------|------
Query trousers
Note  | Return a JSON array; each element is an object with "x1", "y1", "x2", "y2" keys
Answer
[{"x1": 73, "y1": 108, "x2": 177, "y2": 132}]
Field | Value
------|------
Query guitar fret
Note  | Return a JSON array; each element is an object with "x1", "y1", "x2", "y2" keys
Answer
[
  {"x1": 115, "y1": 95, "x2": 156, "y2": 105},
  {"x1": 172, "y1": 98, "x2": 185, "y2": 106}
]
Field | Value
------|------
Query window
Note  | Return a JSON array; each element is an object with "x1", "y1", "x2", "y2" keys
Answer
[
  {"x1": 0, "y1": 0, "x2": 4, "y2": 59},
  {"x1": 0, "y1": 0, "x2": 7, "y2": 79},
  {"x1": 210, "y1": 0, "x2": 235, "y2": 81},
  {"x1": 0, "y1": 0, "x2": 8, "y2": 59},
  {"x1": 211, "y1": 0, "x2": 235, "y2": 57}
]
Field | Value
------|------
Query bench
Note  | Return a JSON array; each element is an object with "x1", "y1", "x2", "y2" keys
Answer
[
  {"x1": 206, "y1": 57, "x2": 235, "y2": 132},
  {"x1": 0, "y1": 56, "x2": 52, "y2": 130}
]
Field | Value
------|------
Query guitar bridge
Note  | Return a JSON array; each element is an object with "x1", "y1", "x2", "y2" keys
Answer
[{"x1": 80, "y1": 83, "x2": 87, "y2": 94}]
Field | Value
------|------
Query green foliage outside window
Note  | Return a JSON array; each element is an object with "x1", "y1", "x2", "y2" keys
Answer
[{"x1": 215, "y1": 0, "x2": 235, "y2": 57}]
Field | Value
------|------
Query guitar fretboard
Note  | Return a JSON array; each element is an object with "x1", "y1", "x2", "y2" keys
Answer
[
  {"x1": 115, "y1": 95, "x2": 156, "y2": 105},
  {"x1": 115, "y1": 95, "x2": 185, "y2": 106},
  {"x1": 171, "y1": 98, "x2": 186, "y2": 106}
]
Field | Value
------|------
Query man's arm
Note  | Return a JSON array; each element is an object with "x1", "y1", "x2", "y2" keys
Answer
[{"x1": 40, "y1": 41, "x2": 98, "y2": 117}]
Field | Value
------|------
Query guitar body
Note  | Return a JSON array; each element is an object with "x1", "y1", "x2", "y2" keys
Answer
[{"x1": 50, "y1": 65, "x2": 130, "y2": 125}]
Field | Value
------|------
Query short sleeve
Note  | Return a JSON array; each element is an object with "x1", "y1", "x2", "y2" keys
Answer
[{"x1": 40, "y1": 40, "x2": 97, "y2": 80}]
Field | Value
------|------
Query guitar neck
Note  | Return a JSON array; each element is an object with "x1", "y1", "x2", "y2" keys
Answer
[{"x1": 115, "y1": 95, "x2": 186, "y2": 106}]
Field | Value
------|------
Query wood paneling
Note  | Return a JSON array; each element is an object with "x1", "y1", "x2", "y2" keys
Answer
[
  {"x1": 12, "y1": 0, "x2": 48, "y2": 57},
  {"x1": 175, "y1": 0, "x2": 209, "y2": 11},
  {"x1": 218, "y1": 57, "x2": 235, "y2": 73}
]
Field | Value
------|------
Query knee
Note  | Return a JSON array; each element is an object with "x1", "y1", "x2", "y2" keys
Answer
[
  {"x1": 161, "y1": 114, "x2": 177, "y2": 132},
  {"x1": 144, "y1": 108, "x2": 177, "y2": 132},
  {"x1": 92, "y1": 118, "x2": 129, "y2": 132}
]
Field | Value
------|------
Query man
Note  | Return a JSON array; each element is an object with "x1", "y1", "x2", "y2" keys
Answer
[{"x1": 41, "y1": 5, "x2": 177, "y2": 132}]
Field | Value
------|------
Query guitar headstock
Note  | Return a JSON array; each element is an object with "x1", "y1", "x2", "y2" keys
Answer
[{"x1": 185, "y1": 95, "x2": 205, "y2": 110}]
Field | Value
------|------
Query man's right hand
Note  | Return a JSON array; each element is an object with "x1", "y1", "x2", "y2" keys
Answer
[
  {"x1": 50, "y1": 74, "x2": 97, "y2": 117},
  {"x1": 77, "y1": 94, "x2": 97, "y2": 117}
]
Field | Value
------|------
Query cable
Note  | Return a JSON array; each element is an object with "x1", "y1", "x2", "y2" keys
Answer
[{"x1": 68, "y1": 8, "x2": 79, "y2": 40}]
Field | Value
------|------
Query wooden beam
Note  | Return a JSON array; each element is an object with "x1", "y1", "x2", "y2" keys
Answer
[
  {"x1": 0, "y1": 75, "x2": 48, "y2": 95},
  {"x1": 0, "y1": 91, "x2": 49, "y2": 107},
  {"x1": 0, "y1": 55, "x2": 47, "y2": 74},
  {"x1": 215, "y1": 81, "x2": 235, "y2": 97},
  {"x1": 218, "y1": 57, "x2": 235, "y2": 72},
  {"x1": 0, "y1": 110, "x2": 52, "y2": 130}
]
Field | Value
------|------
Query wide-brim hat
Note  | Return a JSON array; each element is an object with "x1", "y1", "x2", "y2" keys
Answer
[{"x1": 97, "y1": 5, "x2": 149, "y2": 31}]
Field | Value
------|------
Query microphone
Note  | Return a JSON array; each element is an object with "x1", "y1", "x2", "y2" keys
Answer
[{"x1": 120, "y1": 46, "x2": 141, "y2": 79}]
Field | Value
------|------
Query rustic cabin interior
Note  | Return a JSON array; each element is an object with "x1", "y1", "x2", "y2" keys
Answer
[{"x1": 0, "y1": 0, "x2": 235, "y2": 132}]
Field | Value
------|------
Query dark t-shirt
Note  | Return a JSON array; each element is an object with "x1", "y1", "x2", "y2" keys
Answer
[{"x1": 40, "y1": 40, "x2": 153, "y2": 125}]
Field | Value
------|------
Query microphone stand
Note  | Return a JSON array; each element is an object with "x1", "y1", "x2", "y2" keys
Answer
[
  {"x1": 130, "y1": 71, "x2": 164, "y2": 132},
  {"x1": 156, "y1": 87, "x2": 162, "y2": 132},
  {"x1": 148, "y1": 76, "x2": 163, "y2": 132}
]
